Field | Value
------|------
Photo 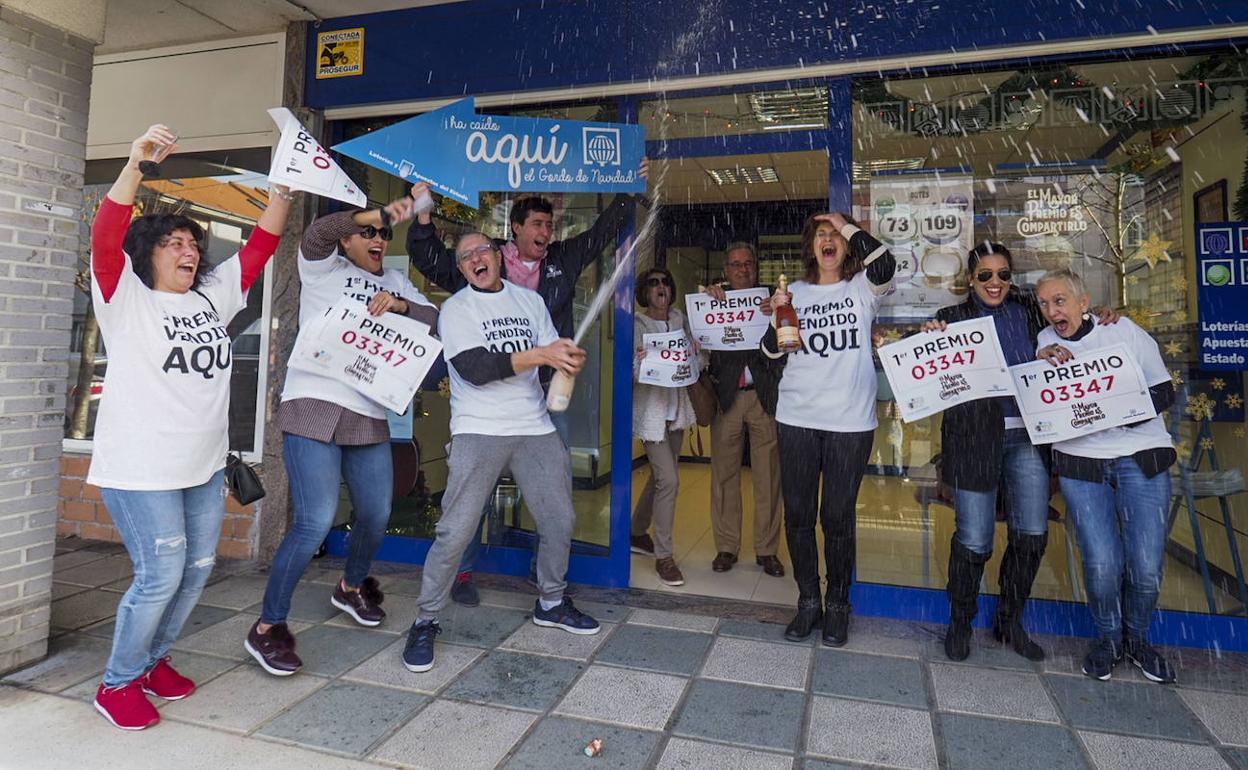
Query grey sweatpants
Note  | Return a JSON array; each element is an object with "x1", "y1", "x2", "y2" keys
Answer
[{"x1": 417, "y1": 431, "x2": 574, "y2": 618}]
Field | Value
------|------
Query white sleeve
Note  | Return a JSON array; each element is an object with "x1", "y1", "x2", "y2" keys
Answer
[
  {"x1": 200, "y1": 254, "x2": 248, "y2": 322},
  {"x1": 437, "y1": 297, "x2": 474, "y2": 358},
  {"x1": 297, "y1": 245, "x2": 344, "y2": 284},
  {"x1": 1129, "y1": 321, "x2": 1171, "y2": 387}
]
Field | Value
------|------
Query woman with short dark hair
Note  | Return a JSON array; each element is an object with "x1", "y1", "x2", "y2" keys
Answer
[
  {"x1": 632, "y1": 266, "x2": 699, "y2": 587},
  {"x1": 1035, "y1": 269, "x2": 1177, "y2": 683},
  {"x1": 763, "y1": 212, "x2": 895, "y2": 646},
  {"x1": 89, "y1": 125, "x2": 292, "y2": 730}
]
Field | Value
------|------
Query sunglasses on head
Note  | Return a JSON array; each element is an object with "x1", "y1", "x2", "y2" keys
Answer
[
  {"x1": 358, "y1": 225, "x2": 393, "y2": 241},
  {"x1": 975, "y1": 268, "x2": 1012, "y2": 283},
  {"x1": 646, "y1": 275, "x2": 674, "y2": 288}
]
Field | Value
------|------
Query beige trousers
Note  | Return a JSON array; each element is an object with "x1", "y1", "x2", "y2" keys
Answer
[
  {"x1": 709, "y1": 389, "x2": 782, "y2": 556},
  {"x1": 632, "y1": 429, "x2": 684, "y2": 559}
]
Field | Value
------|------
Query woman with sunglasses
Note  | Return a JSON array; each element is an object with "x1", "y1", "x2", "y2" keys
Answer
[
  {"x1": 925, "y1": 244, "x2": 1116, "y2": 662},
  {"x1": 246, "y1": 196, "x2": 438, "y2": 676},
  {"x1": 632, "y1": 266, "x2": 701, "y2": 587},
  {"x1": 764, "y1": 213, "x2": 896, "y2": 646}
]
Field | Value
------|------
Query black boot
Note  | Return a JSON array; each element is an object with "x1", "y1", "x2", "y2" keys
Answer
[
  {"x1": 823, "y1": 601, "x2": 851, "y2": 647},
  {"x1": 993, "y1": 531, "x2": 1047, "y2": 661},
  {"x1": 945, "y1": 539, "x2": 989, "y2": 661},
  {"x1": 785, "y1": 597, "x2": 823, "y2": 642}
]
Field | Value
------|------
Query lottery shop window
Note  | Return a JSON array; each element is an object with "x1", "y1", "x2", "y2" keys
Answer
[
  {"x1": 850, "y1": 51, "x2": 1248, "y2": 616},
  {"x1": 66, "y1": 150, "x2": 274, "y2": 455}
]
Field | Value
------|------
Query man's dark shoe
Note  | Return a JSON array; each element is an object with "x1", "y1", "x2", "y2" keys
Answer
[
  {"x1": 532, "y1": 597, "x2": 600, "y2": 635},
  {"x1": 712, "y1": 552, "x2": 738, "y2": 572},
  {"x1": 784, "y1": 601, "x2": 823, "y2": 642},
  {"x1": 1125, "y1": 635, "x2": 1176, "y2": 684},
  {"x1": 245, "y1": 621, "x2": 302, "y2": 676},
  {"x1": 403, "y1": 620, "x2": 441, "y2": 673},
  {"x1": 1082, "y1": 637, "x2": 1124, "y2": 681},
  {"x1": 756, "y1": 555, "x2": 785, "y2": 577},
  {"x1": 822, "y1": 602, "x2": 851, "y2": 647},
  {"x1": 451, "y1": 572, "x2": 480, "y2": 607},
  {"x1": 331, "y1": 579, "x2": 386, "y2": 626},
  {"x1": 944, "y1": 618, "x2": 972, "y2": 661},
  {"x1": 630, "y1": 533, "x2": 655, "y2": 556}
]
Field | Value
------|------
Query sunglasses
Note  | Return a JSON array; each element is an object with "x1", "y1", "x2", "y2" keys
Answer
[
  {"x1": 358, "y1": 225, "x2": 393, "y2": 241},
  {"x1": 646, "y1": 276, "x2": 674, "y2": 288},
  {"x1": 974, "y1": 268, "x2": 1012, "y2": 283}
]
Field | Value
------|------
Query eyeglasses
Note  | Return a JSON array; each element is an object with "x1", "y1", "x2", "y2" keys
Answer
[
  {"x1": 456, "y1": 243, "x2": 496, "y2": 262},
  {"x1": 726, "y1": 261, "x2": 754, "y2": 270},
  {"x1": 358, "y1": 225, "x2": 393, "y2": 241},
  {"x1": 646, "y1": 276, "x2": 674, "y2": 288},
  {"x1": 974, "y1": 268, "x2": 1012, "y2": 283}
]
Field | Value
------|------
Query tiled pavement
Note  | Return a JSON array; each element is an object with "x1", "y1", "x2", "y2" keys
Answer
[{"x1": 3, "y1": 538, "x2": 1248, "y2": 769}]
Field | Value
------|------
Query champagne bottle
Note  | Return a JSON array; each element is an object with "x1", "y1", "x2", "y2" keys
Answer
[
  {"x1": 774, "y1": 273, "x2": 801, "y2": 353},
  {"x1": 546, "y1": 369, "x2": 575, "y2": 412}
]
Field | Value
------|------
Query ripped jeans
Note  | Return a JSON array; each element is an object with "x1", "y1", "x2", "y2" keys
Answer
[{"x1": 100, "y1": 469, "x2": 226, "y2": 687}]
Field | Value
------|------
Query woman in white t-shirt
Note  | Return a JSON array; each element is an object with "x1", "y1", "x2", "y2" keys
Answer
[
  {"x1": 631, "y1": 266, "x2": 700, "y2": 588},
  {"x1": 88, "y1": 125, "x2": 292, "y2": 730},
  {"x1": 245, "y1": 194, "x2": 438, "y2": 677},
  {"x1": 1035, "y1": 268, "x2": 1177, "y2": 684},
  {"x1": 763, "y1": 212, "x2": 895, "y2": 647}
]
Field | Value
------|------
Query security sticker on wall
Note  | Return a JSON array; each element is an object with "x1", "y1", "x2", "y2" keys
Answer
[{"x1": 316, "y1": 28, "x2": 364, "y2": 79}]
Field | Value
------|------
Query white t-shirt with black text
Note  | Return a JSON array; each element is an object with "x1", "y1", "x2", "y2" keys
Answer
[
  {"x1": 280, "y1": 246, "x2": 435, "y2": 419},
  {"x1": 439, "y1": 281, "x2": 558, "y2": 437},
  {"x1": 1036, "y1": 316, "x2": 1173, "y2": 459},
  {"x1": 88, "y1": 254, "x2": 247, "y2": 490},
  {"x1": 775, "y1": 272, "x2": 883, "y2": 433}
]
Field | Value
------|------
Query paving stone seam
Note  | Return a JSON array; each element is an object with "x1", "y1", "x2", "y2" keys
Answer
[
  {"x1": 1037, "y1": 667, "x2": 1151, "y2": 770},
  {"x1": 794, "y1": 618, "x2": 820, "y2": 768}
]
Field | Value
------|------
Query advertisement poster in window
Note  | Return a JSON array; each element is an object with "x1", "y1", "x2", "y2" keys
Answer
[{"x1": 870, "y1": 173, "x2": 973, "y2": 321}]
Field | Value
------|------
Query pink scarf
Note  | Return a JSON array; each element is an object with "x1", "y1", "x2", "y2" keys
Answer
[{"x1": 501, "y1": 241, "x2": 541, "y2": 290}]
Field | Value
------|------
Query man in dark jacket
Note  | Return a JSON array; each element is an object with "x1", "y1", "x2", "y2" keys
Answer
[
  {"x1": 405, "y1": 173, "x2": 644, "y2": 603},
  {"x1": 700, "y1": 243, "x2": 785, "y2": 577}
]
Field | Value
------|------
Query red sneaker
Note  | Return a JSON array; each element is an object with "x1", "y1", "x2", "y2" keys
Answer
[
  {"x1": 94, "y1": 681, "x2": 160, "y2": 730},
  {"x1": 139, "y1": 657, "x2": 196, "y2": 700}
]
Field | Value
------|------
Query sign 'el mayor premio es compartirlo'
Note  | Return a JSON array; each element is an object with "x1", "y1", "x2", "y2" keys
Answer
[
  {"x1": 289, "y1": 299, "x2": 443, "y2": 413},
  {"x1": 331, "y1": 98, "x2": 647, "y2": 205},
  {"x1": 685, "y1": 287, "x2": 772, "y2": 351},
  {"x1": 878, "y1": 317, "x2": 1015, "y2": 422},
  {"x1": 639, "y1": 330, "x2": 700, "y2": 388},
  {"x1": 1195, "y1": 222, "x2": 1248, "y2": 371},
  {"x1": 1009, "y1": 344, "x2": 1156, "y2": 444}
]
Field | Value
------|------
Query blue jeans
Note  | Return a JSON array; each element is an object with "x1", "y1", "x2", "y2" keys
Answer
[
  {"x1": 101, "y1": 470, "x2": 226, "y2": 687},
  {"x1": 457, "y1": 410, "x2": 570, "y2": 574},
  {"x1": 953, "y1": 429, "x2": 1050, "y2": 555},
  {"x1": 1060, "y1": 458, "x2": 1171, "y2": 642},
  {"x1": 260, "y1": 433, "x2": 393, "y2": 624}
]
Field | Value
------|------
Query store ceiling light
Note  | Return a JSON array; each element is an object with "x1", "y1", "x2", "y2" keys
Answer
[
  {"x1": 852, "y1": 158, "x2": 926, "y2": 180},
  {"x1": 749, "y1": 87, "x2": 829, "y2": 126},
  {"x1": 707, "y1": 166, "x2": 781, "y2": 185}
]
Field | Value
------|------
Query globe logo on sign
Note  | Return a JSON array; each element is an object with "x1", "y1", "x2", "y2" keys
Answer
[
  {"x1": 582, "y1": 127, "x2": 621, "y2": 167},
  {"x1": 1201, "y1": 230, "x2": 1231, "y2": 256}
]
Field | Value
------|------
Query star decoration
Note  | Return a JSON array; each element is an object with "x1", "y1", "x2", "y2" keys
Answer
[
  {"x1": 1185, "y1": 393, "x2": 1215, "y2": 421},
  {"x1": 1177, "y1": 441, "x2": 1192, "y2": 462},
  {"x1": 1170, "y1": 369, "x2": 1184, "y2": 387},
  {"x1": 1126, "y1": 305, "x2": 1152, "y2": 329},
  {"x1": 437, "y1": 377, "x2": 451, "y2": 399},
  {"x1": 1235, "y1": 427, "x2": 1245, "y2": 439},
  {"x1": 879, "y1": 328, "x2": 903, "y2": 345},
  {"x1": 1211, "y1": 378, "x2": 1226, "y2": 391},
  {"x1": 1164, "y1": 341, "x2": 1183, "y2": 356},
  {"x1": 1226, "y1": 394, "x2": 1244, "y2": 410},
  {"x1": 1127, "y1": 275, "x2": 1139, "y2": 286},
  {"x1": 1200, "y1": 437, "x2": 1215, "y2": 450},
  {"x1": 1132, "y1": 232, "x2": 1173, "y2": 269},
  {"x1": 1175, "y1": 276, "x2": 1188, "y2": 292}
]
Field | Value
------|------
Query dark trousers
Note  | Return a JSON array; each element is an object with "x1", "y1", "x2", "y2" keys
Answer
[{"x1": 777, "y1": 423, "x2": 874, "y2": 605}]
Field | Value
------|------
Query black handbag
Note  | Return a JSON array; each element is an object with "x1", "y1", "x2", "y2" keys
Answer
[{"x1": 224, "y1": 453, "x2": 266, "y2": 505}]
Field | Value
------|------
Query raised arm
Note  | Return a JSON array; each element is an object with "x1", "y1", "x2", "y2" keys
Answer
[
  {"x1": 407, "y1": 182, "x2": 467, "y2": 292},
  {"x1": 823, "y1": 212, "x2": 896, "y2": 291},
  {"x1": 238, "y1": 184, "x2": 293, "y2": 292}
]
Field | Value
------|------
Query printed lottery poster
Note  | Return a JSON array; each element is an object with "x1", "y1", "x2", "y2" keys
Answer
[
  {"x1": 1009, "y1": 344, "x2": 1156, "y2": 444},
  {"x1": 289, "y1": 298, "x2": 442, "y2": 413},
  {"x1": 638, "y1": 330, "x2": 700, "y2": 387},
  {"x1": 870, "y1": 173, "x2": 974, "y2": 321},
  {"x1": 685, "y1": 288, "x2": 771, "y2": 350},
  {"x1": 878, "y1": 317, "x2": 1015, "y2": 422}
]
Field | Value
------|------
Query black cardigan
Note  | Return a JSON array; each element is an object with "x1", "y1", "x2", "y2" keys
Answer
[{"x1": 935, "y1": 288, "x2": 1050, "y2": 492}]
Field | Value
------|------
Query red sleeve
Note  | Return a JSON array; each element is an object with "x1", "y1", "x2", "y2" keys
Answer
[
  {"x1": 238, "y1": 226, "x2": 282, "y2": 292},
  {"x1": 91, "y1": 197, "x2": 133, "y2": 303}
]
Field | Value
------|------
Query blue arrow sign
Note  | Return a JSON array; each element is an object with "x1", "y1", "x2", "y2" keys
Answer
[{"x1": 331, "y1": 98, "x2": 646, "y2": 205}]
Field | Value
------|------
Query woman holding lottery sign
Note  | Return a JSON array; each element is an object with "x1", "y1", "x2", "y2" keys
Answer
[
  {"x1": 1035, "y1": 269, "x2": 1177, "y2": 684},
  {"x1": 245, "y1": 194, "x2": 438, "y2": 677},
  {"x1": 762, "y1": 213, "x2": 896, "y2": 646}
]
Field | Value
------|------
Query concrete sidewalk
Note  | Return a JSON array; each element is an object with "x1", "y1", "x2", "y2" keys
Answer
[{"x1": 3, "y1": 537, "x2": 1248, "y2": 770}]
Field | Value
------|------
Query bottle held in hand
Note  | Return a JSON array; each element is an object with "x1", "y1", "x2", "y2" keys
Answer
[
  {"x1": 546, "y1": 369, "x2": 575, "y2": 412},
  {"x1": 774, "y1": 274, "x2": 802, "y2": 353}
]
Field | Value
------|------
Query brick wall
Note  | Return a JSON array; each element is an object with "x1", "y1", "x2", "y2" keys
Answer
[
  {"x1": 57, "y1": 453, "x2": 259, "y2": 561},
  {"x1": 0, "y1": 7, "x2": 95, "y2": 674}
]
